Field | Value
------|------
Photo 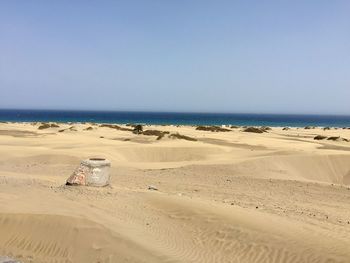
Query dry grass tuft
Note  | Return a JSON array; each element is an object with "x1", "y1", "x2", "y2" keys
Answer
[
  {"x1": 261, "y1": 126, "x2": 272, "y2": 132},
  {"x1": 169, "y1": 133, "x2": 197, "y2": 141},
  {"x1": 196, "y1": 126, "x2": 231, "y2": 132},
  {"x1": 314, "y1": 135, "x2": 327, "y2": 140},
  {"x1": 133, "y1": 125, "x2": 143, "y2": 134},
  {"x1": 327, "y1": 136, "x2": 349, "y2": 142},
  {"x1": 38, "y1": 123, "x2": 60, "y2": 130},
  {"x1": 99, "y1": 124, "x2": 133, "y2": 132},
  {"x1": 243, "y1": 127, "x2": 265, "y2": 133},
  {"x1": 142, "y1": 130, "x2": 169, "y2": 140}
]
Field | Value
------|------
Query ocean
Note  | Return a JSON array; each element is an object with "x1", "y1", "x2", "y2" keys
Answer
[{"x1": 0, "y1": 109, "x2": 350, "y2": 127}]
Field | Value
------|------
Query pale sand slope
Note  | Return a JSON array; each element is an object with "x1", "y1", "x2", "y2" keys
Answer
[{"x1": 0, "y1": 123, "x2": 350, "y2": 262}]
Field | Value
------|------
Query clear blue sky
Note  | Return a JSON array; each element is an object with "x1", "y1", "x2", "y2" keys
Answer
[{"x1": 0, "y1": 1, "x2": 349, "y2": 114}]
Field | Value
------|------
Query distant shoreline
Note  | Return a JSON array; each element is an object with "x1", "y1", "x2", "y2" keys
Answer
[
  {"x1": 1, "y1": 121, "x2": 350, "y2": 130},
  {"x1": 0, "y1": 109, "x2": 350, "y2": 127}
]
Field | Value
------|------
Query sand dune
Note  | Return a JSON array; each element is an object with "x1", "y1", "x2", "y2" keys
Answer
[
  {"x1": 231, "y1": 154, "x2": 350, "y2": 183},
  {"x1": 0, "y1": 123, "x2": 350, "y2": 262},
  {"x1": 115, "y1": 146, "x2": 224, "y2": 163}
]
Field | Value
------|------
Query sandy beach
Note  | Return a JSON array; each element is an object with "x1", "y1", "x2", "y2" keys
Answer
[{"x1": 0, "y1": 122, "x2": 350, "y2": 263}]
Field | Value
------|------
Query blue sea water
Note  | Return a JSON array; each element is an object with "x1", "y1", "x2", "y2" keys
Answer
[{"x1": 0, "y1": 109, "x2": 350, "y2": 127}]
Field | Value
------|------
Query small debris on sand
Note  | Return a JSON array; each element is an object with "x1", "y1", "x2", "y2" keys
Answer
[{"x1": 148, "y1": 185, "x2": 158, "y2": 191}]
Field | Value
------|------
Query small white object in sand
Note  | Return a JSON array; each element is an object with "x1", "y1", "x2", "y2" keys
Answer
[{"x1": 0, "y1": 256, "x2": 21, "y2": 263}]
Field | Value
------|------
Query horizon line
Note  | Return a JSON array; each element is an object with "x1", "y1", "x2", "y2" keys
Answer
[{"x1": 0, "y1": 108, "x2": 350, "y2": 117}]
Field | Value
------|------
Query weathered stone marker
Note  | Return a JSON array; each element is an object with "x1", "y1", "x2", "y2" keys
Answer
[{"x1": 66, "y1": 158, "x2": 111, "y2": 187}]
